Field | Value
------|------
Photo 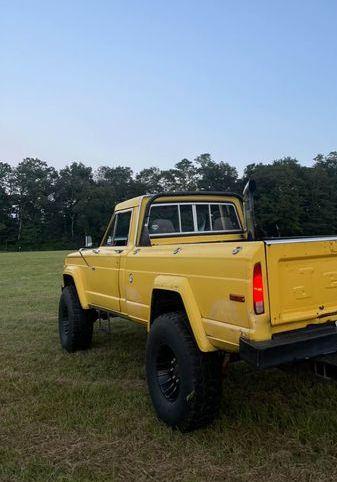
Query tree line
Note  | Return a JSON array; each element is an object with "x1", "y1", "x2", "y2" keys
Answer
[{"x1": 0, "y1": 152, "x2": 337, "y2": 250}]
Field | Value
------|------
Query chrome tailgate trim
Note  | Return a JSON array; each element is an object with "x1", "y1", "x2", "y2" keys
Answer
[{"x1": 264, "y1": 236, "x2": 337, "y2": 245}]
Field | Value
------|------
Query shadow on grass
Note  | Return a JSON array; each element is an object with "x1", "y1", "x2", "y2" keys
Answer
[
  {"x1": 88, "y1": 319, "x2": 337, "y2": 445},
  {"x1": 218, "y1": 360, "x2": 337, "y2": 445}
]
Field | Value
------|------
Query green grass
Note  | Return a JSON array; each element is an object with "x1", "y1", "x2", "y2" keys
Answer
[{"x1": 2, "y1": 251, "x2": 337, "y2": 481}]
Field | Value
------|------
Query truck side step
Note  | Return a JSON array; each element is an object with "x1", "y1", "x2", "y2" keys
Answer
[
  {"x1": 312, "y1": 354, "x2": 337, "y2": 380},
  {"x1": 96, "y1": 310, "x2": 114, "y2": 334}
]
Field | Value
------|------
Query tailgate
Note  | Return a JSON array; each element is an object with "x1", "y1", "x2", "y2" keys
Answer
[{"x1": 265, "y1": 237, "x2": 337, "y2": 326}]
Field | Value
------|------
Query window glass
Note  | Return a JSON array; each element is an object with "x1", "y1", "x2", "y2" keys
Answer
[
  {"x1": 180, "y1": 204, "x2": 194, "y2": 232},
  {"x1": 105, "y1": 210, "x2": 132, "y2": 246},
  {"x1": 105, "y1": 217, "x2": 116, "y2": 246},
  {"x1": 224, "y1": 204, "x2": 240, "y2": 230},
  {"x1": 196, "y1": 204, "x2": 211, "y2": 231},
  {"x1": 210, "y1": 204, "x2": 240, "y2": 231},
  {"x1": 149, "y1": 205, "x2": 179, "y2": 234},
  {"x1": 147, "y1": 202, "x2": 241, "y2": 236},
  {"x1": 114, "y1": 211, "x2": 132, "y2": 245}
]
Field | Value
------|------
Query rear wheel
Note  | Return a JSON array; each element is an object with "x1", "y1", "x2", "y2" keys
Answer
[
  {"x1": 146, "y1": 311, "x2": 223, "y2": 432},
  {"x1": 58, "y1": 285, "x2": 94, "y2": 352}
]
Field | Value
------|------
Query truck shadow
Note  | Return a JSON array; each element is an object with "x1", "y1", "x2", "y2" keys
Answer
[
  {"x1": 220, "y1": 360, "x2": 337, "y2": 440},
  {"x1": 91, "y1": 318, "x2": 337, "y2": 439}
]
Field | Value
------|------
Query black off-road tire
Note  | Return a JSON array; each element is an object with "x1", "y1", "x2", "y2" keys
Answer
[
  {"x1": 58, "y1": 285, "x2": 94, "y2": 352},
  {"x1": 146, "y1": 311, "x2": 223, "y2": 432}
]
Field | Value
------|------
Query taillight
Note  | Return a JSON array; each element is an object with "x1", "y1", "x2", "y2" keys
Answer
[{"x1": 253, "y1": 263, "x2": 264, "y2": 314}]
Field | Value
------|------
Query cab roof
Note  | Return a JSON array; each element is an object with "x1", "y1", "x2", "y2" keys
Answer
[
  {"x1": 115, "y1": 191, "x2": 242, "y2": 212},
  {"x1": 115, "y1": 196, "x2": 148, "y2": 211}
]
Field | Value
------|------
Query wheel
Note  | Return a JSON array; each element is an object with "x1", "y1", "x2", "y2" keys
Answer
[
  {"x1": 58, "y1": 285, "x2": 94, "y2": 352},
  {"x1": 146, "y1": 311, "x2": 223, "y2": 432}
]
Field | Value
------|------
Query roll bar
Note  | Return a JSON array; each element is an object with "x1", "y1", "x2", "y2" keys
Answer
[{"x1": 138, "y1": 191, "x2": 244, "y2": 246}]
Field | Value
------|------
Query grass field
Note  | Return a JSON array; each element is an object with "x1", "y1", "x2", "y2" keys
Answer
[{"x1": 2, "y1": 251, "x2": 337, "y2": 481}]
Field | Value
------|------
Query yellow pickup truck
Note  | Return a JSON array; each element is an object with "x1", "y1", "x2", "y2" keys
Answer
[{"x1": 59, "y1": 183, "x2": 337, "y2": 431}]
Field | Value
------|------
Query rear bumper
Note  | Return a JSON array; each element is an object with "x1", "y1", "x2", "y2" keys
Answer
[{"x1": 239, "y1": 324, "x2": 337, "y2": 369}]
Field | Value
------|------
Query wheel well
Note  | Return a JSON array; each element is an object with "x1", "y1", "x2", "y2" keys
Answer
[
  {"x1": 150, "y1": 289, "x2": 187, "y2": 324},
  {"x1": 62, "y1": 275, "x2": 96, "y2": 319},
  {"x1": 63, "y1": 274, "x2": 75, "y2": 287}
]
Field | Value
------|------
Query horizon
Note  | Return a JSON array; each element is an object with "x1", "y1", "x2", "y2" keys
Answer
[
  {"x1": 2, "y1": 150, "x2": 335, "y2": 178},
  {"x1": 1, "y1": 1, "x2": 337, "y2": 172}
]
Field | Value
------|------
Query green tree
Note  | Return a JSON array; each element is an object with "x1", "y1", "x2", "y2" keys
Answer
[
  {"x1": 94, "y1": 165, "x2": 140, "y2": 241},
  {"x1": 55, "y1": 162, "x2": 94, "y2": 245},
  {"x1": 308, "y1": 151, "x2": 337, "y2": 234},
  {"x1": 1, "y1": 151, "x2": 337, "y2": 251},
  {"x1": 243, "y1": 158, "x2": 309, "y2": 237},
  {"x1": 0, "y1": 162, "x2": 13, "y2": 248},
  {"x1": 195, "y1": 154, "x2": 239, "y2": 191},
  {"x1": 10, "y1": 158, "x2": 58, "y2": 247},
  {"x1": 135, "y1": 167, "x2": 164, "y2": 193}
]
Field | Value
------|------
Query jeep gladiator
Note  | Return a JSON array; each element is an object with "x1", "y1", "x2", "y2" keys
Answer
[{"x1": 59, "y1": 185, "x2": 337, "y2": 431}]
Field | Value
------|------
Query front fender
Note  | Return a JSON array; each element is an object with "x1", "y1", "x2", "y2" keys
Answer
[
  {"x1": 152, "y1": 275, "x2": 216, "y2": 352},
  {"x1": 63, "y1": 266, "x2": 89, "y2": 310}
]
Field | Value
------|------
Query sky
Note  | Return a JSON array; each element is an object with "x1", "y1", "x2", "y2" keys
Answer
[{"x1": 1, "y1": 0, "x2": 337, "y2": 174}]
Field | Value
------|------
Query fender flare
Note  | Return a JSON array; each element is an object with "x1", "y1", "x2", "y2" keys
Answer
[
  {"x1": 63, "y1": 266, "x2": 89, "y2": 310},
  {"x1": 152, "y1": 275, "x2": 216, "y2": 352}
]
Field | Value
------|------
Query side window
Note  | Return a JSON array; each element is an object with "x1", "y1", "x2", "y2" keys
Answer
[
  {"x1": 105, "y1": 210, "x2": 132, "y2": 246},
  {"x1": 148, "y1": 205, "x2": 180, "y2": 234},
  {"x1": 105, "y1": 217, "x2": 116, "y2": 246}
]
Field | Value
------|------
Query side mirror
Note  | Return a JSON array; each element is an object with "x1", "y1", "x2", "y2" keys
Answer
[{"x1": 85, "y1": 235, "x2": 93, "y2": 248}]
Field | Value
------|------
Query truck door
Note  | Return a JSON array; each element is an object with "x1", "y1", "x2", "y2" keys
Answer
[{"x1": 85, "y1": 209, "x2": 133, "y2": 312}]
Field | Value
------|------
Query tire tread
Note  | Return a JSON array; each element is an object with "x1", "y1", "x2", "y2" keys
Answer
[
  {"x1": 59, "y1": 285, "x2": 93, "y2": 352},
  {"x1": 147, "y1": 311, "x2": 223, "y2": 432}
]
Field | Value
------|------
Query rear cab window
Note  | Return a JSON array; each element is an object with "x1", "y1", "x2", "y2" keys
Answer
[{"x1": 148, "y1": 202, "x2": 241, "y2": 237}]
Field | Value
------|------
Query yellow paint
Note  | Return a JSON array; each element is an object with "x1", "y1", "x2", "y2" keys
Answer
[
  {"x1": 63, "y1": 264, "x2": 90, "y2": 309},
  {"x1": 153, "y1": 275, "x2": 215, "y2": 351},
  {"x1": 266, "y1": 241, "x2": 337, "y2": 326},
  {"x1": 63, "y1": 195, "x2": 337, "y2": 353}
]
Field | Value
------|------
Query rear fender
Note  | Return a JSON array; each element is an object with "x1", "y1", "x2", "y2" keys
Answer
[{"x1": 152, "y1": 275, "x2": 216, "y2": 352}]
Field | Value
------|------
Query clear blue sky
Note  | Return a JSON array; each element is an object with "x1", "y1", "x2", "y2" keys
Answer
[{"x1": 1, "y1": 0, "x2": 337, "y2": 174}]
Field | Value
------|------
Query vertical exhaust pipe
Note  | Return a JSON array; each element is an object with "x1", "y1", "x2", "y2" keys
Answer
[{"x1": 243, "y1": 179, "x2": 256, "y2": 240}]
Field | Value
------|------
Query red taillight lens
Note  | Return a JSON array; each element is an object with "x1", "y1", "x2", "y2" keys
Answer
[{"x1": 253, "y1": 263, "x2": 264, "y2": 314}]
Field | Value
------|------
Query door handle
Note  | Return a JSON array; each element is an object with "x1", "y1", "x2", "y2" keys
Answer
[
  {"x1": 114, "y1": 249, "x2": 124, "y2": 254},
  {"x1": 93, "y1": 248, "x2": 100, "y2": 254}
]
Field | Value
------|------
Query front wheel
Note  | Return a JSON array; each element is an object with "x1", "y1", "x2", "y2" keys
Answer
[
  {"x1": 146, "y1": 312, "x2": 223, "y2": 432},
  {"x1": 58, "y1": 285, "x2": 94, "y2": 352}
]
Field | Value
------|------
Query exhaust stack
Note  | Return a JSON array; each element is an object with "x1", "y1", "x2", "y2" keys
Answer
[{"x1": 243, "y1": 179, "x2": 256, "y2": 240}]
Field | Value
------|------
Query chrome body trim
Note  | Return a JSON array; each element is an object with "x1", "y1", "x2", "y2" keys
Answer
[{"x1": 264, "y1": 236, "x2": 337, "y2": 245}]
